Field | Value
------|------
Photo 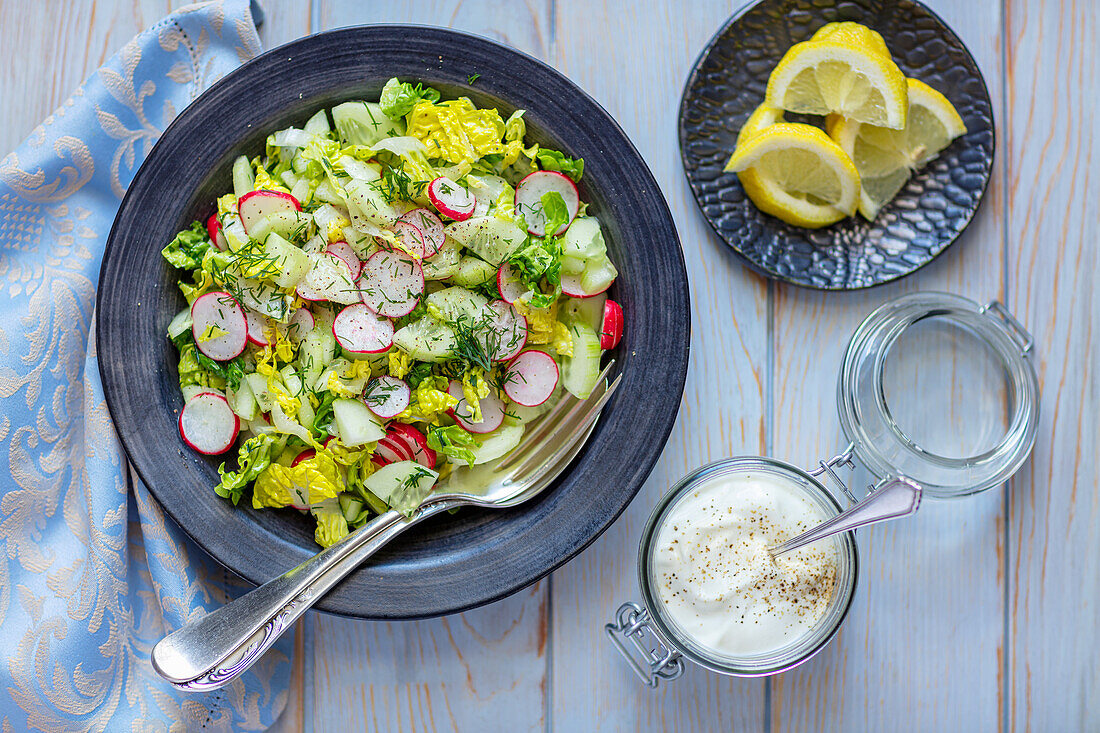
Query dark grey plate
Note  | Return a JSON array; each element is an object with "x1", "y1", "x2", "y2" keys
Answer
[
  {"x1": 97, "y1": 26, "x2": 690, "y2": 619},
  {"x1": 679, "y1": 0, "x2": 995, "y2": 289}
]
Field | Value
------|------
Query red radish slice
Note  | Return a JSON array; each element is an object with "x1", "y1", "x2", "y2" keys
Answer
[
  {"x1": 296, "y1": 252, "x2": 357, "y2": 303},
  {"x1": 326, "y1": 240, "x2": 361, "y2": 278},
  {"x1": 503, "y1": 350, "x2": 560, "y2": 407},
  {"x1": 364, "y1": 376, "x2": 411, "y2": 419},
  {"x1": 496, "y1": 262, "x2": 527, "y2": 303},
  {"x1": 376, "y1": 435, "x2": 414, "y2": 464},
  {"x1": 244, "y1": 309, "x2": 269, "y2": 346},
  {"x1": 238, "y1": 190, "x2": 301, "y2": 234},
  {"x1": 449, "y1": 381, "x2": 506, "y2": 434},
  {"x1": 487, "y1": 300, "x2": 527, "y2": 361},
  {"x1": 179, "y1": 392, "x2": 239, "y2": 455},
  {"x1": 514, "y1": 170, "x2": 580, "y2": 236},
  {"x1": 393, "y1": 220, "x2": 434, "y2": 258},
  {"x1": 358, "y1": 251, "x2": 424, "y2": 318},
  {"x1": 386, "y1": 423, "x2": 437, "y2": 468},
  {"x1": 191, "y1": 291, "x2": 247, "y2": 361},
  {"x1": 600, "y1": 299, "x2": 624, "y2": 349},
  {"x1": 333, "y1": 303, "x2": 394, "y2": 353},
  {"x1": 207, "y1": 213, "x2": 228, "y2": 251},
  {"x1": 560, "y1": 272, "x2": 611, "y2": 298},
  {"x1": 286, "y1": 307, "x2": 315, "y2": 344},
  {"x1": 428, "y1": 176, "x2": 476, "y2": 221},
  {"x1": 292, "y1": 449, "x2": 316, "y2": 467},
  {"x1": 399, "y1": 208, "x2": 445, "y2": 253}
]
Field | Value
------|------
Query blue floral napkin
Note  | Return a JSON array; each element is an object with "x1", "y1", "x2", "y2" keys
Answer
[{"x1": 0, "y1": 2, "x2": 294, "y2": 729}]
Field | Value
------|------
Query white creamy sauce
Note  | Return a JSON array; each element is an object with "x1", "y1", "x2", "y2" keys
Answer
[{"x1": 652, "y1": 471, "x2": 838, "y2": 657}]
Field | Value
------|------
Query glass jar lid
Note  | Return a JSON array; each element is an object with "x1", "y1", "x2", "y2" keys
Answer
[{"x1": 837, "y1": 293, "x2": 1040, "y2": 498}]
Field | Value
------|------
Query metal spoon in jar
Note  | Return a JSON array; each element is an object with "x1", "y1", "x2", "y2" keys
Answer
[{"x1": 768, "y1": 477, "x2": 922, "y2": 557}]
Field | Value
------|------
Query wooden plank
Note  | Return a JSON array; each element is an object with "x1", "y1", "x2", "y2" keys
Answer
[
  {"x1": 307, "y1": 2, "x2": 552, "y2": 731},
  {"x1": 769, "y1": 1, "x2": 1008, "y2": 730},
  {"x1": 1004, "y1": 0, "x2": 1099, "y2": 728},
  {"x1": 547, "y1": 2, "x2": 769, "y2": 730}
]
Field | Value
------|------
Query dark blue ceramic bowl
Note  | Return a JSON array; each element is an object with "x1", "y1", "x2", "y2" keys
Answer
[{"x1": 97, "y1": 26, "x2": 690, "y2": 618}]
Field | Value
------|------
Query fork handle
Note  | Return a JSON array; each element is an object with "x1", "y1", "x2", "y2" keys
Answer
[{"x1": 152, "y1": 501, "x2": 455, "y2": 690}]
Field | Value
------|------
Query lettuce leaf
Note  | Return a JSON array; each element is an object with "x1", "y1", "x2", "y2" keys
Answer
[
  {"x1": 536, "y1": 149, "x2": 584, "y2": 182},
  {"x1": 312, "y1": 497, "x2": 350, "y2": 548},
  {"x1": 426, "y1": 424, "x2": 478, "y2": 465},
  {"x1": 162, "y1": 220, "x2": 211, "y2": 271},
  {"x1": 215, "y1": 434, "x2": 283, "y2": 505},
  {"x1": 379, "y1": 77, "x2": 441, "y2": 119}
]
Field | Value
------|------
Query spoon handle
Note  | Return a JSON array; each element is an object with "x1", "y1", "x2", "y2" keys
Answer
[
  {"x1": 151, "y1": 501, "x2": 453, "y2": 691},
  {"x1": 770, "y1": 477, "x2": 922, "y2": 557}
]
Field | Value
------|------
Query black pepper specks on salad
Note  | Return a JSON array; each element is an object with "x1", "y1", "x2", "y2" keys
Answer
[{"x1": 163, "y1": 78, "x2": 624, "y2": 548}]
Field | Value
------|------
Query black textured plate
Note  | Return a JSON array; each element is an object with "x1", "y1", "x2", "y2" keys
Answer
[
  {"x1": 679, "y1": 0, "x2": 995, "y2": 289},
  {"x1": 97, "y1": 26, "x2": 689, "y2": 619}
]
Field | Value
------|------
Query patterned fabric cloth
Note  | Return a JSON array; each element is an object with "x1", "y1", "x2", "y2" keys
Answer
[{"x1": 0, "y1": 2, "x2": 294, "y2": 730}]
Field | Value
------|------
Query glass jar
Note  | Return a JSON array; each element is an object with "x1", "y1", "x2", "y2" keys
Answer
[{"x1": 606, "y1": 293, "x2": 1040, "y2": 686}]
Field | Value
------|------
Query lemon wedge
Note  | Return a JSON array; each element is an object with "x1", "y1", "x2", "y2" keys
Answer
[
  {"x1": 725, "y1": 122, "x2": 860, "y2": 228},
  {"x1": 735, "y1": 103, "x2": 785, "y2": 147},
  {"x1": 828, "y1": 78, "x2": 967, "y2": 219},
  {"x1": 766, "y1": 40, "x2": 908, "y2": 129},
  {"x1": 810, "y1": 22, "x2": 891, "y2": 59}
]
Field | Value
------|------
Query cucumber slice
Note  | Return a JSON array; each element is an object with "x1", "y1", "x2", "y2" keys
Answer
[
  {"x1": 304, "y1": 109, "x2": 331, "y2": 135},
  {"x1": 452, "y1": 422, "x2": 525, "y2": 466},
  {"x1": 426, "y1": 285, "x2": 490, "y2": 323},
  {"x1": 232, "y1": 155, "x2": 254, "y2": 200},
  {"x1": 422, "y1": 241, "x2": 462, "y2": 281},
  {"x1": 561, "y1": 322, "x2": 603, "y2": 399},
  {"x1": 260, "y1": 232, "x2": 311, "y2": 288},
  {"x1": 449, "y1": 255, "x2": 497, "y2": 287},
  {"x1": 391, "y1": 318, "x2": 457, "y2": 362},
  {"x1": 364, "y1": 461, "x2": 438, "y2": 515},
  {"x1": 581, "y1": 257, "x2": 618, "y2": 295},
  {"x1": 562, "y1": 295, "x2": 607, "y2": 331},
  {"x1": 332, "y1": 101, "x2": 405, "y2": 146},
  {"x1": 561, "y1": 216, "x2": 607, "y2": 260},
  {"x1": 444, "y1": 216, "x2": 527, "y2": 265},
  {"x1": 332, "y1": 398, "x2": 386, "y2": 446}
]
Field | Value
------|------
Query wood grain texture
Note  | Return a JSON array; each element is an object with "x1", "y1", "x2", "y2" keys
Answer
[
  {"x1": 768, "y1": 1, "x2": 1009, "y2": 729},
  {"x1": 1004, "y1": 0, "x2": 1100, "y2": 729},
  {"x1": 6, "y1": 1, "x2": 1098, "y2": 730},
  {"x1": 547, "y1": 1, "x2": 769, "y2": 730}
]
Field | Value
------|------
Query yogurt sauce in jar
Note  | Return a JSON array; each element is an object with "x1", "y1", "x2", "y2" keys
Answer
[{"x1": 651, "y1": 470, "x2": 839, "y2": 657}]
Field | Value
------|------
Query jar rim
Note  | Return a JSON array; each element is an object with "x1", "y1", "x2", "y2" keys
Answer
[
  {"x1": 636, "y1": 457, "x2": 859, "y2": 677},
  {"x1": 837, "y1": 292, "x2": 1040, "y2": 498}
]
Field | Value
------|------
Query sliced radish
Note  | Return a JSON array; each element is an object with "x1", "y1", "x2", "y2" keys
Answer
[
  {"x1": 190, "y1": 291, "x2": 247, "y2": 361},
  {"x1": 326, "y1": 240, "x2": 361, "y2": 278},
  {"x1": 207, "y1": 213, "x2": 228, "y2": 251},
  {"x1": 600, "y1": 299, "x2": 624, "y2": 349},
  {"x1": 364, "y1": 376, "x2": 410, "y2": 419},
  {"x1": 292, "y1": 448, "x2": 316, "y2": 467},
  {"x1": 245, "y1": 309, "x2": 269, "y2": 347},
  {"x1": 238, "y1": 190, "x2": 301, "y2": 234},
  {"x1": 179, "y1": 392, "x2": 239, "y2": 455},
  {"x1": 399, "y1": 209, "x2": 445, "y2": 254},
  {"x1": 496, "y1": 262, "x2": 527, "y2": 303},
  {"x1": 393, "y1": 220, "x2": 436, "y2": 259},
  {"x1": 487, "y1": 300, "x2": 527, "y2": 361},
  {"x1": 503, "y1": 350, "x2": 560, "y2": 407},
  {"x1": 285, "y1": 307, "x2": 315, "y2": 344},
  {"x1": 514, "y1": 170, "x2": 580, "y2": 236},
  {"x1": 296, "y1": 252, "x2": 358, "y2": 304},
  {"x1": 560, "y1": 272, "x2": 611, "y2": 298},
  {"x1": 386, "y1": 423, "x2": 437, "y2": 469},
  {"x1": 358, "y1": 250, "x2": 424, "y2": 318},
  {"x1": 333, "y1": 303, "x2": 394, "y2": 353},
  {"x1": 375, "y1": 435, "x2": 413, "y2": 465},
  {"x1": 448, "y1": 379, "x2": 506, "y2": 434},
  {"x1": 428, "y1": 176, "x2": 476, "y2": 221}
]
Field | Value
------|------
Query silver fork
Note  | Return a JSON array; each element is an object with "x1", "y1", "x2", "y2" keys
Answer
[{"x1": 151, "y1": 363, "x2": 621, "y2": 691}]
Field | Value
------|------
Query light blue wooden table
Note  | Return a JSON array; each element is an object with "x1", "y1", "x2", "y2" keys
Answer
[{"x1": 4, "y1": 0, "x2": 1094, "y2": 729}]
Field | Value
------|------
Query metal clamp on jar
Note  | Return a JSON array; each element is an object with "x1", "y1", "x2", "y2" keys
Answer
[{"x1": 606, "y1": 293, "x2": 1040, "y2": 686}]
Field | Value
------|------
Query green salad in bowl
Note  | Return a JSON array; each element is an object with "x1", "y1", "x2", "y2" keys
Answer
[{"x1": 162, "y1": 78, "x2": 624, "y2": 548}]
